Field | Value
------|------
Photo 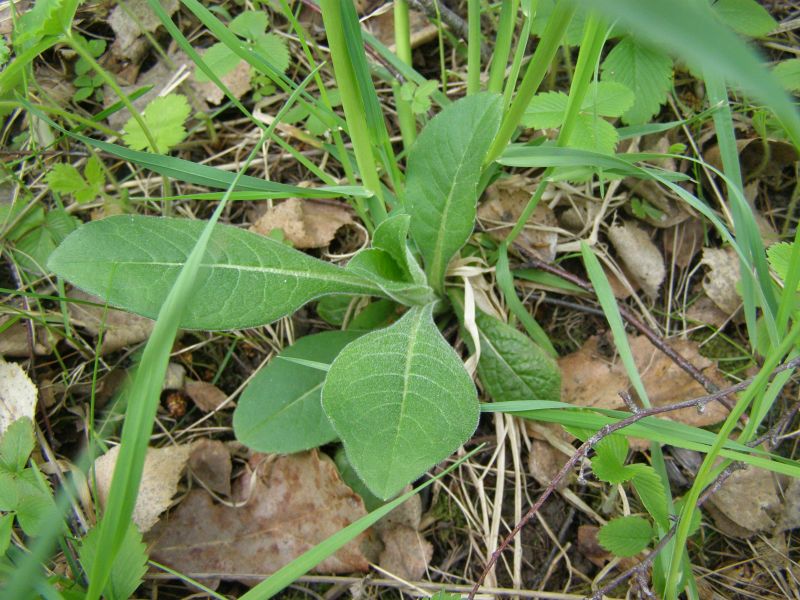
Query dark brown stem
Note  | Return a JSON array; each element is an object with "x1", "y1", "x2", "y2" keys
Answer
[
  {"x1": 407, "y1": 0, "x2": 492, "y2": 61},
  {"x1": 467, "y1": 356, "x2": 800, "y2": 599}
]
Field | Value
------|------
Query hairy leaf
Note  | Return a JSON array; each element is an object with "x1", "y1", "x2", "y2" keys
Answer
[
  {"x1": 601, "y1": 36, "x2": 673, "y2": 125},
  {"x1": 322, "y1": 304, "x2": 479, "y2": 499},
  {"x1": 48, "y1": 216, "x2": 388, "y2": 330},
  {"x1": 407, "y1": 93, "x2": 502, "y2": 291},
  {"x1": 234, "y1": 331, "x2": 361, "y2": 453},
  {"x1": 346, "y1": 249, "x2": 434, "y2": 306},
  {"x1": 475, "y1": 312, "x2": 561, "y2": 404}
]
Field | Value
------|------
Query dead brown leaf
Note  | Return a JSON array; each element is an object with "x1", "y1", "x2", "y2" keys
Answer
[
  {"x1": 94, "y1": 443, "x2": 192, "y2": 533},
  {"x1": 559, "y1": 334, "x2": 730, "y2": 448},
  {"x1": 705, "y1": 465, "x2": 780, "y2": 537},
  {"x1": 700, "y1": 246, "x2": 741, "y2": 317},
  {"x1": 194, "y1": 59, "x2": 251, "y2": 105},
  {"x1": 577, "y1": 525, "x2": 612, "y2": 567},
  {"x1": 109, "y1": 0, "x2": 179, "y2": 61},
  {"x1": 67, "y1": 290, "x2": 155, "y2": 354},
  {"x1": 146, "y1": 450, "x2": 372, "y2": 579},
  {"x1": 378, "y1": 525, "x2": 432, "y2": 581},
  {"x1": 188, "y1": 440, "x2": 232, "y2": 497},
  {"x1": 250, "y1": 198, "x2": 355, "y2": 249},
  {"x1": 607, "y1": 221, "x2": 665, "y2": 299},
  {"x1": 686, "y1": 295, "x2": 731, "y2": 329},
  {"x1": 185, "y1": 380, "x2": 229, "y2": 412},
  {"x1": 663, "y1": 218, "x2": 705, "y2": 268},
  {"x1": 0, "y1": 359, "x2": 37, "y2": 435},
  {"x1": 776, "y1": 478, "x2": 800, "y2": 532},
  {"x1": 0, "y1": 316, "x2": 58, "y2": 357},
  {"x1": 478, "y1": 176, "x2": 559, "y2": 262}
]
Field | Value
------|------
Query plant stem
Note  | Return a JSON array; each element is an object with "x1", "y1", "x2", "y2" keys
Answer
[
  {"x1": 487, "y1": 0, "x2": 520, "y2": 94},
  {"x1": 319, "y1": 0, "x2": 387, "y2": 228},
  {"x1": 467, "y1": 0, "x2": 481, "y2": 94},
  {"x1": 393, "y1": 0, "x2": 417, "y2": 148},
  {"x1": 484, "y1": 0, "x2": 576, "y2": 165}
]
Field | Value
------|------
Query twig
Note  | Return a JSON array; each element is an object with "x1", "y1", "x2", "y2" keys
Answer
[
  {"x1": 516, "y1": 249, "x2": 739, "y2": 412},
  {"x1": 467, "y1": 356, "x2": 800, "y2": 599}
]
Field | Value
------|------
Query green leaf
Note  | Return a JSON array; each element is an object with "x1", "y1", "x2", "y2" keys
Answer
[
  {"x1": 47, "y1": 215, "x2": 389, "y2": 330},
  {"x1": 0, "y1": 471, "x2": 18, "y2": 510},
  {"x1": 83, "y1": 155, "x2": 105, "y2": 190},
  {"x1": 316, "y1": 296, "x2": 350, "y2": 326},
  {"x1": 234, "y1": 330, "x2": 361, "y2": 454},
  {"x1": 14, "y1": 207, "x2": 78, "y2": 273},
  {"x1": 122, "y1": 94, "x2": 191, "y2": 153},
  {"x1": 46, "y1": 163, "x2": 85, "y2": 195},
  {"x1": 79, "y1": 522, "x2": 147, "y2": 600},
  {"x1": 372, "y1": 214, "x2": 427, "y2": 286},
  {"x1": 407, "y1": 93, "x2": 503, "y2": 292},
  {"x1": 475, "y1": 312, "x2": 561, "y2": 404},
  {"x1": 597, "y1": 515, "x2": 653, "y2": 557},
  {"x1": 229, "y1": 10, "x2": 268, "y2": 40},
  {"x1": 252, "y1": 33, "x2": 290, "y2": 75},
  {"x1": 0, "y1": 417, "x2": 35, "y2": 473},
  {"x1": 334, "y1": 446, "x2": 384, "y2": 512},
  {"x1": 591, "y1": 435, "x2": 634, "y2": 484},
  {"x1": 322, "y1": 304, "x2": 479, "y2": 499},
  {"x1": 346, "y1": 249, "x2": 435, "y2": 306},
  {"x1": 569, "y1": 113, "x2": 620, "y2": 155},
  {"x1": 13, "y1": 469, "x2": 55, "y2": 537},
  {"x1": 601, "y1": 36, "x2": 673, "y2": 125},
  {"x1": 522, "y1": 91, "x2": 568, "y2": 129},
  {"x1": 0, "y1": 513, "x2": 12, "y2": 555},
  {"x1": 194, "y1": 43, "x2": 242, "y2": 82},
  {"x1": 348, "y1": 299, "x2": 398, "y2": 331},
  {"x1": 774, "y1": 59, "x2": 800, "y2": 93},
  {"x1": 713, "y1": 0, "x2": 776, "y2": 37},
  {"x1": 586, "y1": 81, "x2": 636, "y2": 118},
  {"x1": 629, "y1": 464, "x2": 670, "y2": 529},
  {"x1": 767, "y1": 242, "x2": 800, "y2": 290}
]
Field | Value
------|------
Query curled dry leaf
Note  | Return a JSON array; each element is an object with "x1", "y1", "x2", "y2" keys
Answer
[
  {"x1": 607, "y1": 221, "x2": 665, "y2": 299},
  {"x1": 478, "y1": 175, "x2": 559, "y2": 262},
  {"x1": 705, "y1": 464, "x2": 780, "y2": 538},
  {"x1": 185, "y1": 380, "x2": 230, "y2": 412},
  {"x1": 0, "y1": 359, "x2": 37, "y2": 435},
  {"x1": 93, "y1": 443, "x2": 193, "y2": 533},
  {"x1": 250, "y1": 198, "x2": 355, "y2": 249},
  {"x1": 146, "y1": 450, "x2": 372, "y2": 580},
  {"x1": 68, "y1": 290, "x2": 155, "y2": 354},
  {"x1": 700, "y1": 246, "x2": 741, "y2": 317},
  {"x1": 558, "y1": 334, "x2": 730, "y2": 448}
]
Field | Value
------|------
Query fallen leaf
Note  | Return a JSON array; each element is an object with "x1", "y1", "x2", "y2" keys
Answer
[
  {"x1": 559, "y1": 334, "x2": 730, "y2": 448},
  {"x1": 577, "y1": 525, "x2": 612, "y2": 567},
  {"x1": 607, "y1": 221, "x2": 665, "y2": 299},
  {"x1": 777, "y1": 478, "x2": 800, "y2": 532},
  {"x1": 663, "y1": 218, "x2": 705, "y2": 268},
  {"x1": 184, "y1": 380, "x2": 229, "y2": 412},
  {"x1": 146, "y1": 450, "x2": 372, "y2": 579},
  {"x1": 686, "y1": 295, "x2": 731, "y2": 329},
  {"x1": 705, "y1": 465, "x2": 780, "y2": 537},
  {"x1": 478, "y1": 175, "x2": 559, "y2": 262},
  {"x1": 93, "y1": 443, "x2": 192, "y2": 533},
  {"x1": 109, "y1": 0, "x2": 179, "y2": 61},
  {"x1": 378, "y1": 525, "x2": 432, "y2": 581},
  {"x1": 0, "y1": 359, "x2": 37, "y2": 436},
  {"x1": 700, "y1": 246, "x2": 741, "y2": 316},
  {"x1": 194, "y1": 59, "x2": 252, "y2": 105},
  {"x1": 68, "y1": 290, "x2": 155, "y2": 354},
  {"x1": 528, "y1": 438, "x2": 569, "y2": 489},
  {"x1": 706, "y1": 138, "x2": 798, "y2": 186},
  {"x1": 0, "y1": 317, "x2": 57, "y2": 357},
  {"x1": 188, "y1": 439, "x2": 232, "y2": 497},
  {"x1": 250, "y1": 198, "x2": 355, "y2": 249}
]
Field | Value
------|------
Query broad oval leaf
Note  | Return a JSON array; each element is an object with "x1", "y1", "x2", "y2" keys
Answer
[
  {"x1": 322, "y1": 304, "x2": 479, "y2": 499},
  {"x1": 234, "y1": 330, "x2": 361, "y2": 454},
  {"x1": 406, "y1": 93, "x2": 502, "y2": 292},
  {"x1": 476, "y1": 312, "x2": 561, "y2": 404},
  {"x1": 47, "y1": 215, "x2": 385, "y2": 330},
  {"x1": 372, "y1": 213, "x2": 427, "y2": 286}
]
